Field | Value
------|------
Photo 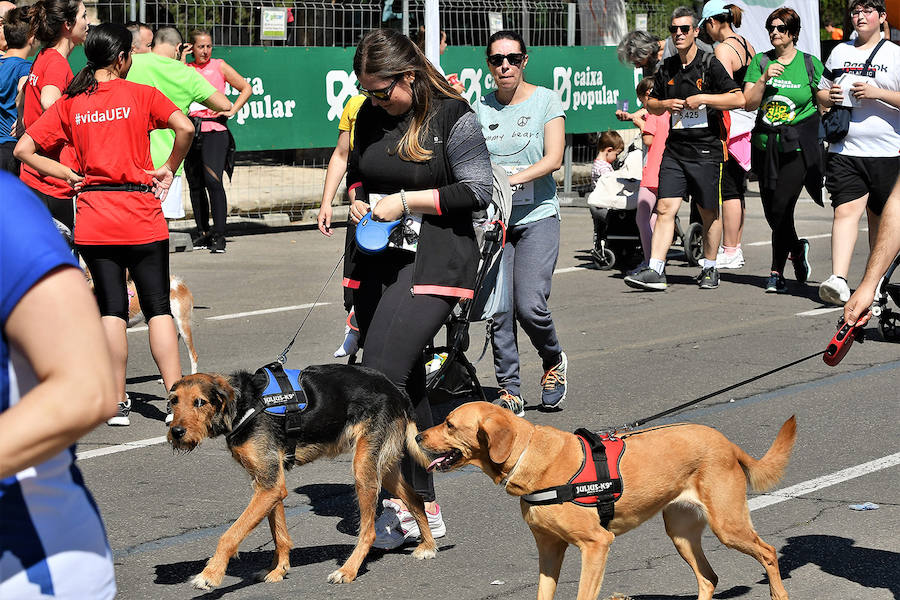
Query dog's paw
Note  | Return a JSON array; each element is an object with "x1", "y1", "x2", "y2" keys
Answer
[
  {"x1": 326, "y1": 568, "x2": 356, "y2": 584},
  {"x1": 190, "y1": 572, "x2": 220, "y2": 590},
  {"x1": 412, "y1": 545, "x2": 437, "y2": 560},
  {"x1": 254, "y1": 566, "x2": 287, "y2": 583}
]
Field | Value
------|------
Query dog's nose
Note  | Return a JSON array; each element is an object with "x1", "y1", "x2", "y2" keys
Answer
[
  {"x1": 170, "y1": 426, "x2": 186, "y2": 440},
  {"x1": 415, "y1": 433, "x2": 424, "y2": 443}
]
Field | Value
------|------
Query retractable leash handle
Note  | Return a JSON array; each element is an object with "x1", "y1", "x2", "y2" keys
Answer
[
  {"x1": 823, "y1": 317, "x2": 867, "y2": 367},
  {"x1": 355, "y1": 211, "x2": 402, "y2": 254}
]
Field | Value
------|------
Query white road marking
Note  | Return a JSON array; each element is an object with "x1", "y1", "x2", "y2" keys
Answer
[
  {"x1": 127, "y1": 326, "x2": 148, "y2": 333},
  {"x1": 77, "y1": 436, "x2": 168, "y2": 460},
  {"x1": 554, "y1": 266, "x2": 589, "y2": 275},
  {"x1": 206, "y1": 302, "x2": 330, "y2": 321},
  {"x1": 796, "y1": 307, "x2": 844, "y2": 317},
  {"x1": 749, "y1": 452, "x2": 900, "y2": 511}
]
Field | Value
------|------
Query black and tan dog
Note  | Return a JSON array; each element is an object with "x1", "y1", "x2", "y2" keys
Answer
[
  {"x1": 418, "y1": 402, "x2": 796, "y2": 600},
  {"x1": 166, "y1": 365, "x2": 435, "y2": 589}
]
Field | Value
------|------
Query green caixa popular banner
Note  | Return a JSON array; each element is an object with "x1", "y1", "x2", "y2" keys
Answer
[{"x1": 70, "y1": 45, "x2": 637, "y2": 152}]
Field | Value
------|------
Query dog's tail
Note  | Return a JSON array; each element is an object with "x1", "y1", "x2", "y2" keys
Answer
[
  {"x1": 736, "y1": 416, "x2": 797, "y2": 492},
  {"x1": 404, "y1": 422, "x2": 430, "y2": 469}
]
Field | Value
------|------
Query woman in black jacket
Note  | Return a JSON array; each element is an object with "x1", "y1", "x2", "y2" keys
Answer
[{"x1": 344, "y1": 28, "x2": 492, "y2": 550}]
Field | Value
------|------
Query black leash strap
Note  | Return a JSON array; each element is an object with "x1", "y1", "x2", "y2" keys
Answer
[
  {"x1": 277, "y1": 249, "x2": 345, "y2": 364},
  {"x1": 622, "y1": 350, "x2": 825, "y2": 430}
]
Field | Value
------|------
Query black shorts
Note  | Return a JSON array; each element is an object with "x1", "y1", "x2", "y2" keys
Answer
[
  {"x1": 657, "y1": 153, "x2": 723, "y2": 212},
  {"x1": 78, "y1": 240, "x2": 171, "y2": 322},
  {"x1": 825, "y1": 154, "x2": 900, "y2": 216},
  {"x1": 721, "y1": 158, "x2": 747, "y2": 203}
]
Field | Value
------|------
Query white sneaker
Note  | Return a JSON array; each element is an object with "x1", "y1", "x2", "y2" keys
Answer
[
  {"x1": 820, "y1": 274, "x2": 851, "y2": 306},
  {"x1": 333, "y1": 326, "x2": 360, "y2": 358},
  {"x1": 716, "y1": 248, "x2": 744, "y2": 269},
  {"x1": 107, "y1": 393, "x2": 131, "y2": 426},
  {"x1": 372, "y1": 499, "x2": 446, "y2": 550}
]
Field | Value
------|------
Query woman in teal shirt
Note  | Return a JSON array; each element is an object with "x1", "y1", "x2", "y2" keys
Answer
[
  {"x1": 473, "y1": 30, "x2": 567, "y2": 415},
  {"x1": 744, "y1": 7, "x2": 824, "y2": 295}
]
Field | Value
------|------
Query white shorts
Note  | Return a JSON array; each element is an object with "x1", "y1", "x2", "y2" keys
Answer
[{"x1": 161, "y1": 174, "x2": 185, "y2": 219}]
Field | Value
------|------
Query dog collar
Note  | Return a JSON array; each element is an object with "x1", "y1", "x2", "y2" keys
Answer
[{"x1": 500, "y1": 431, "x2": 534, "y2": 491}]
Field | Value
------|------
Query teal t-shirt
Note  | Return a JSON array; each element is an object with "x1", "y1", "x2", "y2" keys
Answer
[
  {"x1": 473, "y1": 86, "x2": 565, "y2": 225},
  {"x1": 744, "y1": 51, "x2": 824, "y2": 151},
  {"x1": 126, "y1": 52, "x2": 217, "y2": 173}
]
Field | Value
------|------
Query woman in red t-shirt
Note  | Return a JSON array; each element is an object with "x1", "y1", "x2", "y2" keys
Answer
[
  {"x1": 15, "y1": 23, "x2": 195, "y2": 427},
  {"x1": 19, "y1": 0, "x2": 88, "y2": 231}
]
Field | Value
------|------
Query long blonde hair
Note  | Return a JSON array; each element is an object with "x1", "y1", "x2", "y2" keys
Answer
[{"x1": 354, "y1": 28, "x2": 464, "y2": 162}]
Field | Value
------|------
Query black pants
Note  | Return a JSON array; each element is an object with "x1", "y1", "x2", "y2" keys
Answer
[
  {"x1": 352, "y1": 251, "x2": 456, "y2": 502},
  {"x1": 185, "y1": 130, "x2": 229, "y2": 235},
  {"x1": 0, "y1": 141, "x2": 19, "y2": 175},
  {"x1": 756, "y1": 149, "x2": 807, "y2": 274},
  {"x1": 30, "y1": 188, "x2": 74, "y2": 233},
  {"x1": 79, "y1": 240, "x2": 172, "y2": 322}
]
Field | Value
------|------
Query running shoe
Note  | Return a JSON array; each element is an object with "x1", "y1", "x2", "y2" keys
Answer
[
  {"x1": 494, "y1": 389, "x2": 525, "y2": 417},
  {"x1": 108, "y1": 393, "x2": 131, "y2": 426},
  {"x1": 789, "y1": 239, "x2": 811, "y2": 283},
  {"x1": 165, "y1": 399, "x2": 174, "y2": 424},
  {"x1": 716, "y1": 247, "x2": 744, "y2": 269},
  {"x1": 372, "y1": 500, "x2": 446, "y2": 550},
  {"x1": 698, "y1": 266, "x2": 720, "y2": 289},
  {"x1": 210, "y1": 234, "x2": 226, "y2": 254},
  {"x1": 626, "y1": 260, "x2": 650, "y2": 277},
  {"x1": 540, "y1": 352, "x2": 567, "y2": 411},
  {"x1": 333, "y1": 325, "x2": 360, "y2": 358},
  {"x1": 820, "y1": 274, "x2": 851, "y2": 306},
  {"x1": 765, "y1": 272, "x2": 787, "y2": 294},
  {"x1": 624, "y1": 267, "x2": 667, "y2": 291}
]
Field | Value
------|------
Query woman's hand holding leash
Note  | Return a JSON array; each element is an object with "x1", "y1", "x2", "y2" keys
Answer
[
  {"x1": 349, "y1": 200, "x2": 370, "y2": 224},
  {"x1": 372, "y1": 193, "x2": 404, "y2": 222}
]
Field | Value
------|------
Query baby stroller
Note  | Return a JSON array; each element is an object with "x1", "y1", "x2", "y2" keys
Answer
[
  {"x1": 872, "y1": 252, "x2": 900, "y2": 342},
  {"x1": 424, "y1": 164, "x2": 512, "y2": 404},
  {"x1": 588, "y1": 141, "x2": 703, "y2": 272}
]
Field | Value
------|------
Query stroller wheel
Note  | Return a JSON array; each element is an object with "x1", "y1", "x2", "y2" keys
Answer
[
  {"x1": 878, "y1": 309, "x2": 900, "y2": 342},
  {"x1": 591, "y1": 247, "x2": 616, "y2": 270},
  {"x1": 685, "y1": 222, "x2": 704, "y2": 267}
]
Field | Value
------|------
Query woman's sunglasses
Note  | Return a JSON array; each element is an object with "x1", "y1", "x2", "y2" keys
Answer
[
  {"x1": 487, "y1": 53, "x2": 525, "y2": 67},
  {"x1": 766, "y1": 23, "x2": 789, "y2": 34},
  {"x1": 668, "y1": 24, "x2": 693, "y2": 35},
  {"x1": 356, "y1": 77, "x2": 401, "y2": 101}
]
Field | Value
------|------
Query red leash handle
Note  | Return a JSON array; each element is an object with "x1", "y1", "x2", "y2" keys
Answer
[{"x1": 823, "y1": 317, "x2": 866, "y2": 366}]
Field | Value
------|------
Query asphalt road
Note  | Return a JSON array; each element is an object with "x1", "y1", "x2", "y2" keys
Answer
[{"x1": 75, "y1": 195, "x2": 899, "y2": 600}]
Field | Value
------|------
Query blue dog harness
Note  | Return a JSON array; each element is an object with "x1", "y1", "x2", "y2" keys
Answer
[{"x1": 226, "y1": 362, "x2": 309, "y2": 441}]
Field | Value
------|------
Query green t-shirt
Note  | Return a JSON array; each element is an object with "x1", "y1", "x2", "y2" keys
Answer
[
  {"x1": 744, "y1": 50, "x2": 824, "y2": 151},
  {"x1": 126, "y1": 52, "x2": 217, "y2": 173}
]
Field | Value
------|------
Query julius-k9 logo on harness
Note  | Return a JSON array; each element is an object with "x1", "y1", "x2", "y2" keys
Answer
[
  {"x1": 522, "y1": 428, "x2": 625, "y2": 528},
  {"x1": 258, "y1": 362, "x2": 308, "y2": 435}
]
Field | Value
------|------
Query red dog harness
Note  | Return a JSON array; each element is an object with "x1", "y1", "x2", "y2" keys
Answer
[{"x1": 521, "y1": 428, "x2": 625, "y2": 528}]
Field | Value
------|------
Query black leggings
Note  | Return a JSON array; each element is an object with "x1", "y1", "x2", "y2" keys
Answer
[
  {"x1": 757, "y1": 149, "x2": 808, "y2": 274},
  {"x1": 353, "y1": 251, "x2": 456, "y2": 502},
  {"x1": 185, "y1": 130, "x2": 229, "y2": 235},
  {"x1": 79, "y1": 240, "x2": 171, "y2": 322}
]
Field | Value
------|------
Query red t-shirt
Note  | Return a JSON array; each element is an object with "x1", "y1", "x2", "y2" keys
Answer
[
  {"x1": 28, "y1": 79, "x2": 179, "y2": 245},
  {"x1": 20, "y1": 48, "x2": 78, "y2": 199}
]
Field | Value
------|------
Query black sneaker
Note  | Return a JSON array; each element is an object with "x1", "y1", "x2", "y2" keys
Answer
[
  {"x1": 624, "y1": 267, "x2": 667, "y2": 291},
  {"x1": 192, "y1": 230, "x2": 211, "y2": 249},
  {"x1": 765, "y1": 272, "x2": 787, "y2": 294},
  {"x1": 107, "y1": 394, "x2": 131, "y2": 426},
  {"x1": 790, "y1": 239, "x2": 810, "y2": 283},
  {"x1": 698, "y1": 266, "x2": 719, "y2": 289},
  {"x1": 210, "y1": 234, "x2": 226, "y2": 254}
]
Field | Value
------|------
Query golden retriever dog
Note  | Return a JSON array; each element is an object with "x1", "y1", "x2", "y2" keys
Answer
[{"x1": 417, "y1": 402, "x2": 796, "y2": 600}]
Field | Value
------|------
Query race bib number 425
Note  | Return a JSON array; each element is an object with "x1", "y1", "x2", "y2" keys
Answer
[{"x1": 672, "y1": 106, "x2": 709, "y2": 129}]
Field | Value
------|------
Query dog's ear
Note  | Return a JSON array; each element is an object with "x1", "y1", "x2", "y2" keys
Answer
[
  {"x1": 480, "y1": 414, "x2": 515, "y2": 465},
  {"x1": 210, "y1": 374, "x2": 234, "y2": 410}
]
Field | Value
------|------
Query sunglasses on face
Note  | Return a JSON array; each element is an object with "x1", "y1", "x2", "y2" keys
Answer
[
  {"x1": 356, "y1": 76, "x2": 400, "y2": 101},
  {"x1": 487, "y1": 53, "x2": 525, "y2": 67},
  {"x1": 668, "y1": 24, "x2": 693, "y2": 35},
  {"x1": 766, "y1": 23, "x2": 789, "y2": 33}
]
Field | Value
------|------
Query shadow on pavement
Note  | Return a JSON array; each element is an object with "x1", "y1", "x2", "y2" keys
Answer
[{"x1": 776, "y1": 534, "x2": 900, "y2": 598}]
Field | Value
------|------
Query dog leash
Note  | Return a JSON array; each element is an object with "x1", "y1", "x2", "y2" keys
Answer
[
  {"x1": 618, "y1": 349, "x2": 825, "y2": 432},
  {"x1": 276, "y1": 249, "x2": 347, "y2": 364}
]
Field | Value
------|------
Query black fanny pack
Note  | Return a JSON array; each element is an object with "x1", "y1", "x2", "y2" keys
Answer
[
  {"x1": 823, "y1": 40, "x2": 886, "y2": 143},
  {"x1": 79, "y1": 183, "x2": 153, "y2": 194}
]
